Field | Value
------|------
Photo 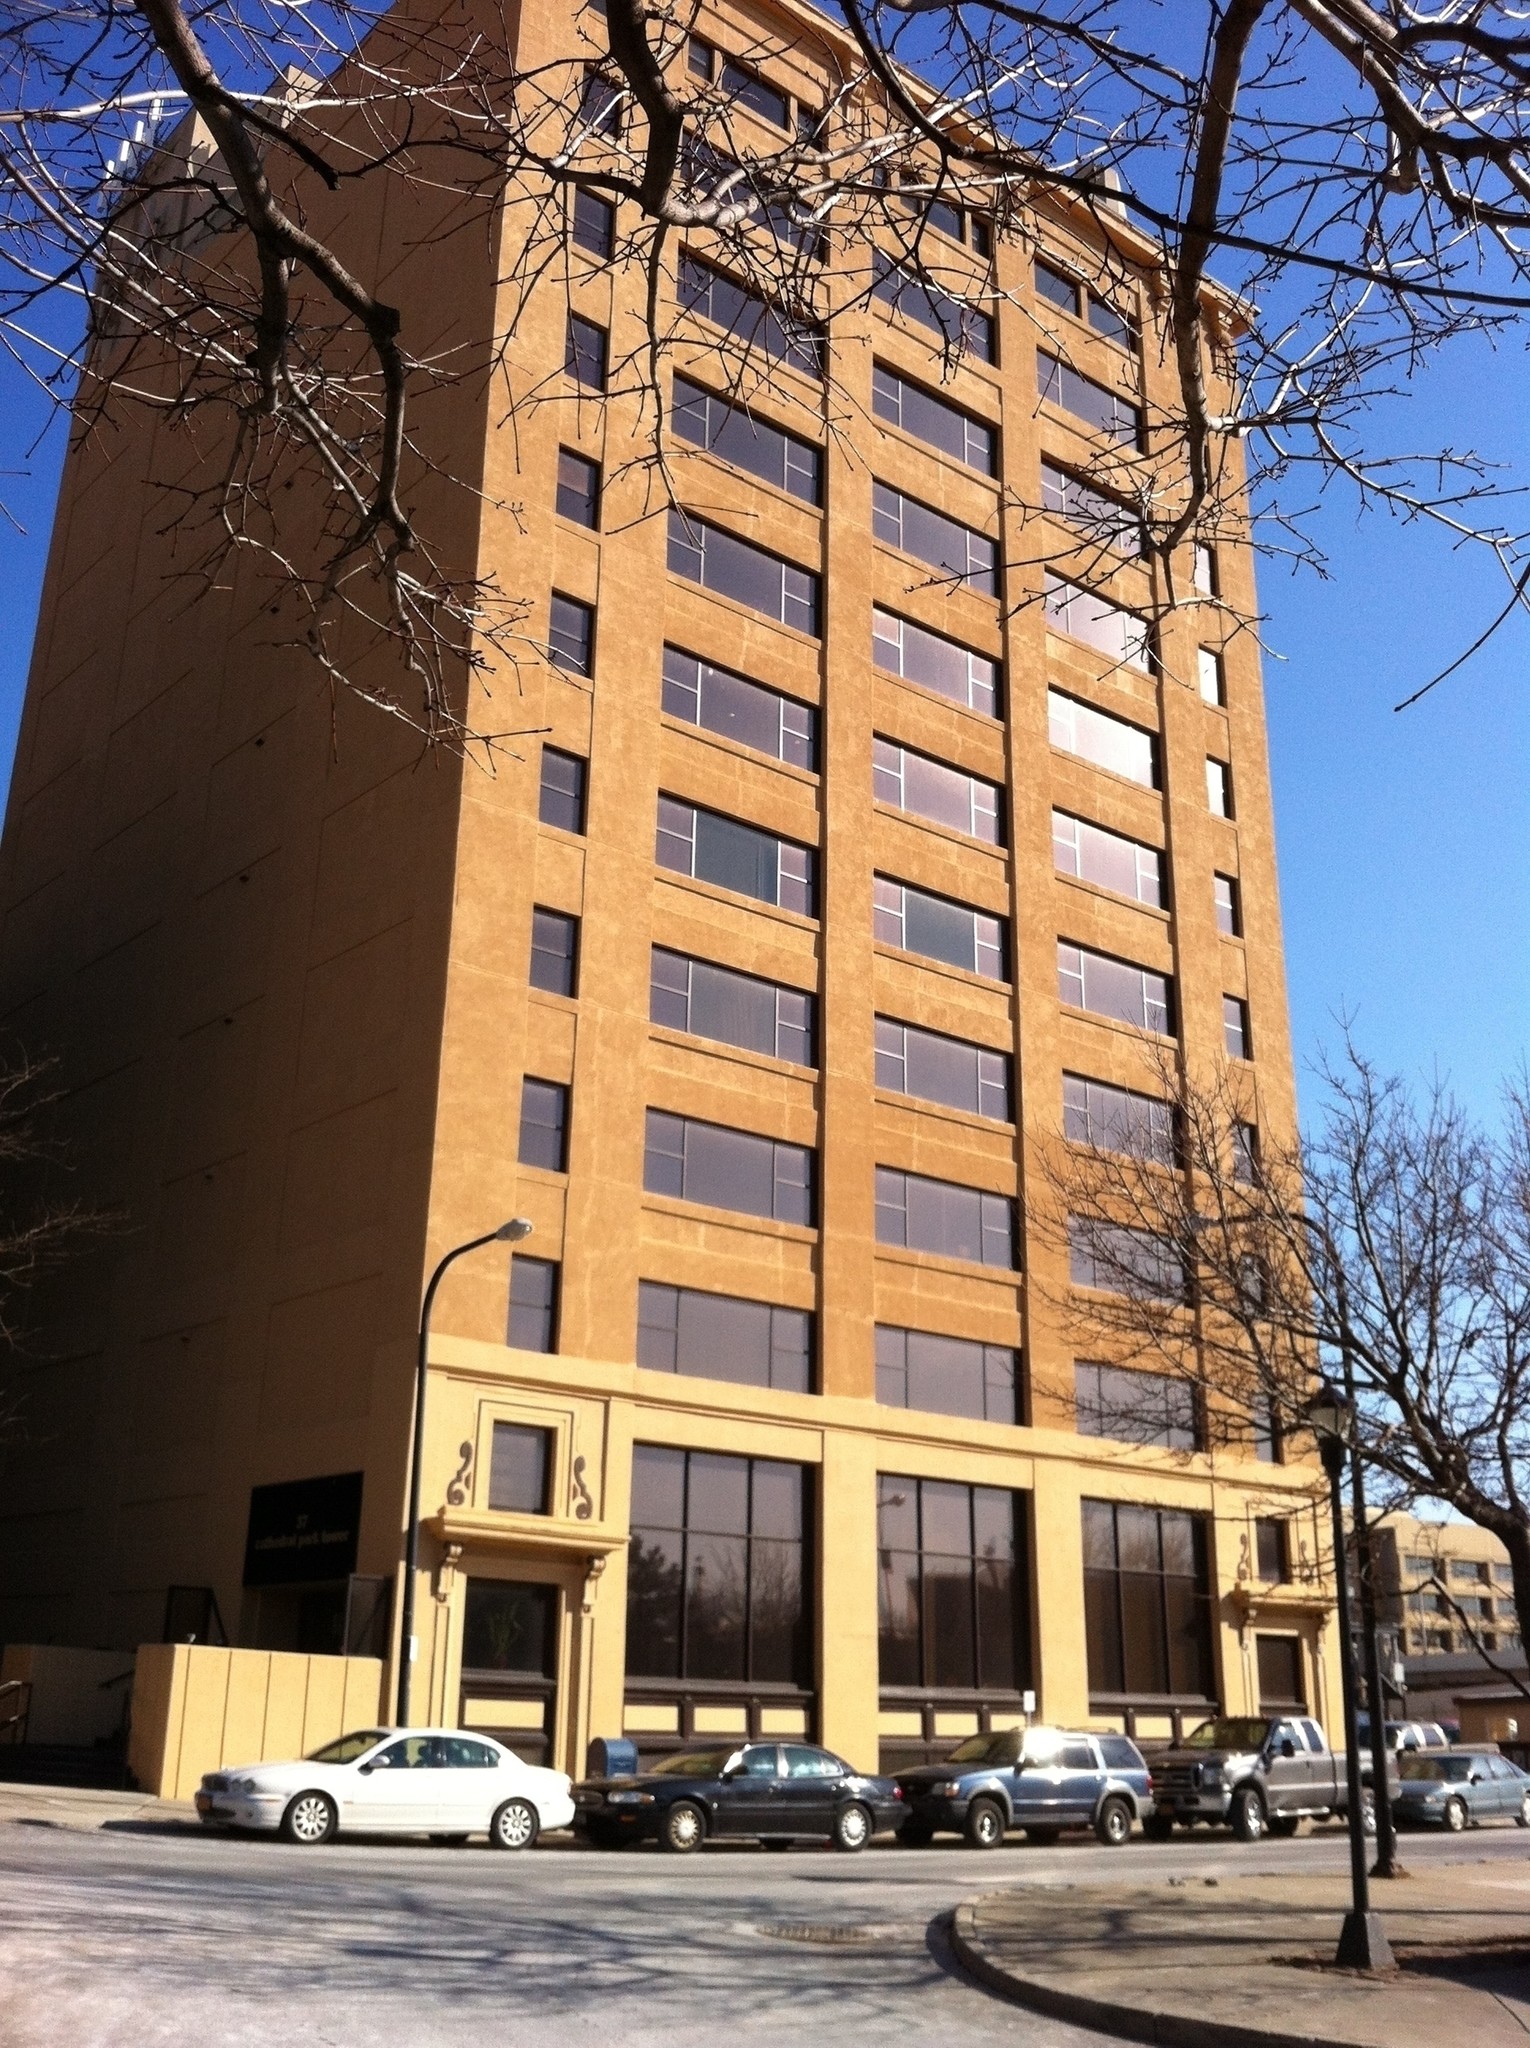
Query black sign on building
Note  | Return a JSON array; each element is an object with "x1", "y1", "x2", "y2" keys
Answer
[{"x1": 243, "y1": 1471, "x2": 364, "y2": 1588}]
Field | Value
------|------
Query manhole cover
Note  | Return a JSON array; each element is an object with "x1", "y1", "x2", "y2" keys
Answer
[{"x1": 757, "y1": 1922, "x2": 888, "y2": 1947}]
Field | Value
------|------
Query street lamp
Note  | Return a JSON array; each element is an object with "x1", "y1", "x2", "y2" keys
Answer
[
  {"x1": 1308, "y1": 1379, "x2": 1393, "y2": 1971},
  {"x1": 395, "y1": 1219, "x2": 534, "y2": 1726}
]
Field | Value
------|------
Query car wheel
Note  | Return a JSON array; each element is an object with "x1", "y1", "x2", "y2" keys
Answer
[
  {"x1": 1443, "y1": 1796, "x2": 1468, "y2": 1834},
  {"x1": 1142, "y1": 1814, "x2": 1176, "y2": 1843},
  {"x1": 1023, "y1": 1826, "x2": 1061, "y2": 1845},
  {"x1": 489, "y1": 1799, "x2": 539, "y2": 1852},
  {"x1": 1267, "y1": 1816, "x2": 1301, "y2": 1839},
  {"x1": 1094, "y1": 1797, "x2": 1132, "y2": 1848},
  {"x1": 1230, "y1": 1788, "x2": 1267, "y2": 1844},
  {"x1": 1517, "y1": 1795, "x2": 1530, "y2": 1830},
  {"x1": 280, "y1": 1791, "x2": 337, "y2": 1846},
  {"x1": 661, "y1": 1800, "x2": 706, "y2": 1854},
  {"x1": 964, "y1": 1797, "x2": 1005, "y2": 1850},
  {"x1": 832, "y1": 1802, "x2": 873, "y2": 1853},
  {"x1": 898, "y1": 1819, "x2": 935, "y2": 1849}
]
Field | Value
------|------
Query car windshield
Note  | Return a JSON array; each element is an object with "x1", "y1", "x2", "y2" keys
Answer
[
  {"x1": 945, "y1": 1731, "x2": 1022, "y2": 1767},
  {"x1": 1399, "y1": 1754, "x2": 1474, "y2": 1782},
  {"x1": 1183, "y1": 1718, "x2": 1271, "y2": 1751},
  {"x1": 647, "y1": 1749, "x2": 735, "y2": 1777},
  {"x1": 305, "y1": 1730, "x2": 389, "y2": 1764}
]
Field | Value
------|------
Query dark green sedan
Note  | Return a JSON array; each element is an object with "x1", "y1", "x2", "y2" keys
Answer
[{"x1": 1394, "y1": 1750, "x2": 1530, "y2": 1831}]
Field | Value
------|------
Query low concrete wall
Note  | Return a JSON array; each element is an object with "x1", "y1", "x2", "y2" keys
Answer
[
  {"x1": 128, "y1": 1644, "x2": 386, "y2": 1799},
  {"x1": 0, "y1": 1645, "x2": 137, "y2": 1746}
]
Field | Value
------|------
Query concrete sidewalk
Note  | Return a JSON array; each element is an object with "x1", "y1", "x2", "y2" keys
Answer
[
  {"x1": 953, "y1": 1863, "x2": 1530, "y2": 2048},
  {"x1": 0, "y1": 1781, "x2": 197, "y2": 1832}
]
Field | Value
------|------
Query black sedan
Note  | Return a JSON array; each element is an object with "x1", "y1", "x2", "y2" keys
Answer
[{"x1": 573, "y1": 1741, "x2": 905, "y2": 1853}]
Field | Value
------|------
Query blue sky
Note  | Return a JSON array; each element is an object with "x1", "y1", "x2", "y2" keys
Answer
[{"x1": 0, "y1": 300, "x2": 1525, "y2": 1134}]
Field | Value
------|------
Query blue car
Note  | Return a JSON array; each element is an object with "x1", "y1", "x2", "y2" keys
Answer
[
  {"x1": 1394, "y1": 1749, "x2": 1530, "y2": 1832},
  {"x1": 895, "y1": 1725, "x2": 1155, "y2": 1848}
]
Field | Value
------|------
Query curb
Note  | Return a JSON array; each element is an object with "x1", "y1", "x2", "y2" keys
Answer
[{"x1": 949, "y1": 1900, "x2": 1355, "y2": 2048}]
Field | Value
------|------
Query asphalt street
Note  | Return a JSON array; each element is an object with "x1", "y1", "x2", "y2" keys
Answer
[{"x1": 2, "y1": 1818, "x2": 1527, "y2": 2048}]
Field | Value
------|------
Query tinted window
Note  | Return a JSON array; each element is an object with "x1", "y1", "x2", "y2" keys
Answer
[
  {"x1": 1215, "y1": 873, "x2": 1240, "y2": 935},
  {"x1": 517, "y1": 1076, "x2": 569, "y2": 1171},
  {"x1": 1041, "y1": 461, "x2": 1141, "y2": 552},
  {"x1": 529, "y1": 908, "x2": 578, "y2": 996},
  {"x1": 873, "y1": 482, "x2": 997, "y2": 596},
  {"x1": 556, "y1": 449, "x2": 600, "y2": 528},
  {"x1": 508, "y1": 1256, "x2": 559, "y2": 1352},
  {"x1": 1063, "y1": 1074, "x2": 1175, "y2": 1163},
  {"x1": 1036, "y1": 349, "x2": 1140, "y2": 445},
  {"x1": 673, "y1": 376, "x2": 822, "y2": 503},
  {"x1": 1075, "y1": 1361, "x2": 1198, "y2": 1451},
  {"x1": 572, "y1": 188, "x2": 614, "y2": 257},
  {"x1": 875, "y1": 1016, "x2": 1010, "y2": 1120},
  {"x1": 1097, "y1": 1735, "x2": 1144, "y2": 1770},
  {"x1": 637, "y1": 1280, "x2": 813, "y2": 1393},
  {"x1": 1082, "y1": 1500, "x2": 1213, "y2": 1700},
  {"x1": 873, "y1": 875, "x2": 1007, "y2": 980},
  {"x1": 872, "y1": 364, "x2": 996, "y2": 473},
  {"x1": 1058, "y1": 941, "x2": 1172, "y2": 1034},
  {"x1": 872, "y1": 252, "x2": 995, "y2": 363},
  {"x1": 873, "y1": 608, "x2": 998, "y2": 717},
  {"x1": 488, "y1": 1422, "x2": 552, "y2": 1514},
  {"x1": 678, "y1": 254, "x2": 822, "y2": 378},
  {"x1": 874, "y1": 736, "x2": 1002, "y2": 843},
  {"x1": 650, "y1": 946, "x2": 815, "y2": 1065},
  {"x1": 1207, "y1": 758, "x2": 1232, "y2": 816},
  {"x1": 643, "y1": 1109, "x2": 815, "y2": 1226},
  {"x1": 876, "y1": 1325, "x2": 1018, "y2": 1424},
  {"x1": 1069, "y1": 1219, "x2": 1184, "y2": 1300},
  {"x1": 656, "y1": 796, "x2": 816, "y2": 916},
  {"x1": 661, "y1": 646, "x2": 816, "y2": 769},
  {"x1": 667, "y1": 509, "x2": 820, "y2": 634},
  {"x1": 1034, "y1": 257, "x2": 1079, "y2": 314},
  {"x1": 1044, "y1": 574, "x2": 1150, "y2": 671},
  {"x1": 1047, "y1": 689, "x2": 1157, "y2": 786},
  {"x1": 539, "y1": 746, "x2": 587, "y2": 833},
  {"x1": 549, "y1": 593, "x2": 594, "y2": 677},
  {"x1": 462, "y1": 1579, "x2": 556, "y2": 1676},
  {"x1": 877, "y1": 1475, "x2": 1027, "y2": 1690},
  {"x1": 565, "y1": 313, "x2": 608, "y2": 390},
  {"x1": 1224, "y1": 996, "x2": 1251, "y2": 1060},
  {"x1": 875, "y1": 1167, "x2": 1015, "y2": 1268},
  {"x1": 1054, "y1": 810, "x2": 1162, "y2": 906}
]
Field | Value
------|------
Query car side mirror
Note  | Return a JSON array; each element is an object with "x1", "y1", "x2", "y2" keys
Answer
[
  {"x1": 357, "y1": 1762, "x2": 374, "y2": 1776},
  {"x1": 1278, "y1": 1739, "x2": 1295, "y2": 1759},
  {"x1": 1471, "y1": 1771, "x2": 1484, "y2": 1784},
  {"x1": 721, "y1": 1752, "x2": 746, "y2": 1779}
]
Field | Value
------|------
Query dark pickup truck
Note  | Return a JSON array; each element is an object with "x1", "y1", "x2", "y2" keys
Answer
[{"x1": 1147, "y1": 1714, "x2": 1395, "y2": 1844}]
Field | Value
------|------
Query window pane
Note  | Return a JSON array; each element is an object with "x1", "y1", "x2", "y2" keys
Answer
[
  {"x1": 667, "y1": 509, "x2": 821, "y2": 634},
  {"x1": 1224, "y1": 996, "x2": 1251, "y2": 1059},
  {"x1": 661, "y1": 644, "x2": 817, "y2": 767},
  {"x1": 1041, "y1": 461, "x2": 1141, "y2": 552},
  {"x1": 872, "y1": 363, "x2": 997, "y2": 474},
  {"x1": 488, "y1": 1423, "x2": 551, "y2": 1514},
  {"x1": 565, "y1": 313, "x2": 607, "y2": 390},
  {"x1": 571, "y1": 188, "x2": 614, "y2": 257},
  {"x1": 678, "y1": 253, "x2": 823, "y2": 377},
  {"x1": 878, "y1": 1547, "x2": 921, "y2": 1685},
  {"x1": 1044, "y1": 573, "x2": 1149, "y2": 671},
  {"x1": 636, "y1": 1280, "x2": 680, "y2": 1371},
  {"x1": 539, "y1": 747, "x2": 587, "y2": 833},
  {"x1": 1048, "y1": 689, "x2": 1157, "y2": 785},
  {"x1": 517, "y1": 1076, "x2": 568, "y2": 1171},
  {"x1": 872, "y1": 252, "x2": 995, "y2": 363},
  {"x1": 463, "y1": 1581, "x2": 556, "y2": 1675},
  {"x1": 872, "y1": 608, "x2": 998, "y2": 716},
  {"x1": 687, "y1": 1450, "x2": 750, "y2": 1535},
  {"x1": 556, "y1": 449, "x2": 600, "y2": 527},
  {"x1": 1054, "y1": 810, "x2": 1161, "y2": 906},
  {"x1": 686, "y1": 1533, "x2": 748, "y2": 1678},
  {"x1": 874, "y1": 482, "x2": 997, "y2": 596},
  {"x1": 625, "y1": 1526, "x2": 682, "y2": 1676},
  {"x1": 1207, "y1": 758, "x2": 1231, "y2": 816},
  {"x1": 529, "y1": 908, "x2": 578, "y2": 996},
  {"x1": 1036, "y1": 348, "x2": 1140, "y2": 445},
  {"x1": 673, "y1": 375, "x2": 822, "y2": 504},
  {"x1": 507, "y1": 1256, "x2": 558, "y2": 1353},
  {"x1": 549, "y1": 593, "x2": 594, "y2": 676}
]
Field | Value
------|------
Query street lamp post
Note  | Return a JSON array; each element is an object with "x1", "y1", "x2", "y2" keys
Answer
[
  {"x1": 1308, "y1": 1379, "x2": 1393, "y2": 1971},
  {"x1": 1342, "y1": 1342, "x2": 1405, "y2": 1881},
  {"x1": 394, "y1": 1219, "x2": 533, "y2": 1727}
]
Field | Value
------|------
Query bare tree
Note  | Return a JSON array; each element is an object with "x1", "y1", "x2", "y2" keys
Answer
[
  {"x1": 5, "y1": 0, "x2": 1530, "y2": 741},
  {"x1": 1043, "y1": 1037, "x2": 1530, "y2": 1683}
]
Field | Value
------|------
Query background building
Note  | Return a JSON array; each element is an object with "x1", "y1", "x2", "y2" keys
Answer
[
  {"x1": 0, "y1": 0, "x2": 1334, "y2": 1773},
  {"x1": 1361, "y1": 1514, "x2": 1525, "y2": 1728}
]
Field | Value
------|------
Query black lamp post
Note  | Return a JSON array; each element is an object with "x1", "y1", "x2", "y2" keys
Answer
[
  {"x1": 1307, "y1": 1378, "x2": 1393, "y2": 1971},
  {"x1": 395, "y1": 1218, "x2": 533, "y2": 1727}
]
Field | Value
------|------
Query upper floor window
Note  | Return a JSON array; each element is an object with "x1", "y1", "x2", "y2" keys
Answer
[
  {"x1": 874, "y1": 874, "x2": 1007, "y2": 980},
  {"x1": 1069, "y1": 1218, "x2": 1185, "y2": 1300},
  {"x1": 539, "y1": 745, "x2": 587, "y2": 833},
  {"x1": 873, "y1": 735, "x2": 1002, "y2": 844},
  {"x1": 876, "y1": 1325, "x2": 1018, "y2": 1425},
  {"x1": 1053, "y1": 809, "x2": 1162, "y2": 907},
  {"x1": 1034, "y1": 256, "x2": 1139, "y2": 350},
  {"x1": 1047, "y1": 687, "x2": 1157, "y2": 787},
  {"x1": 661, "y1": 645, "x2": 816, "y2": 769},
  {"x1": 1255, "y1": 1517, "x2": 1291, "y2": 1584},
  {"x1": 1036, "y1": 349, "x2": 1141, "y2": 447},
  {"x1": 656, "y1": 796, "x2": 816, "y2": 917},
  {"x1": 1075, "y1": 1361, "x2": 1199, "y2": 1452},
  {"x1": 1223, "y1": 995, "x2": 1252, "y2": 1060},
  {"x1": 548, "y1": 592, "x2": 594, "y2": 677},
  {"x1": 508, "y1": 1256, "x2": 559, "y2": 1353},
  {"x1": 638, "y1": 1280, "x2": 813, "y2": 1393},
  {"x1": 529, "y1": 907, "x2": 579, "y2": 997},
  {"x1": 572, "y1": 188, "x2": 614, "y2": 258},
  {"x1": 667, "y1": 509, "x2": 820, "y2": 635},
  {"x1": 1194, "y1": 543, "x2": 1218, "y2": 596},
  {"x1": 872, "y1": 364, "x2": 996, "y2": 474},
  {"x1": 580, "y1": 69, "x2": 623, "y2": 138},
  {"x1": 895, "y1": 181, "x2": 993, "y2": 256},
  {"x1": 678, "y1": 252, "x2": 823, "y2": 379},
  {"x1": 875, "y1": 1016, "x2": 1011, "y2": 1121},
  {"x1": 489, "y1": 1422, "x2": 552, "y2": 1514},
  {"x1": 650, "y1": 946, "x2": 815, "y2": 1066},
  {"x1": 872, "y1": 252, "x2": 995, "y2": 365},
  {"x1": 688, "y1": 36, "x2": 791, "y2": 128},
  {"x1": 875, "y1": 1166, "x2": 1016, "y2": 1268},
  {"x1": 1063, "y1": 1073, "x2": 1175, "y2": 1164},
  {"x1": 878, "y1": 1476, "x2": 1027, "y2": 1691},
  {"x1": 1058, "y1": 940, "x2": 1173, "y2": 1035},
  {"x1": 1214, "y1": 872, "x2": 1241, "y2": 936},
  {"x1": 556, "y1": 448, "x2": 600, "y2": 528},
  {"x1": 644, "y1": 1108, "x2": 814, "y2": 1226},
  {"x1": 1206, "y1": 757, "x2": 1233, "y2": 818},
  {"x1": 1041, "y1": 460, "x2": 1142, "y2": 553},
  {"x1": 518, "y1": 1076, "x2": 569, "y2": 1171},
  {"x1": 1198, "y1": 647, "x2": 1225, "y2": 706},
  {"x1": 672, "y1": 375, "x2": 823, "y2": 504},
  {"x1": 873, "y1": 607, "x2": 998, "y2": 718},
  {"x1": 873, "y1": 481, "x2": 998, "y2": 596},
  {"x1": 565, "y1": 312, "x2": 608, "y2": 391},
  {"x1": 1044, "y1": 572, "x2": 1150, "y2": 671}
]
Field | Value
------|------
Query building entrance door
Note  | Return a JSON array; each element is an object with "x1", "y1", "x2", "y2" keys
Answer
[{"x1": 458, "y1": 1579, "x2": 559, "y2": 1767}]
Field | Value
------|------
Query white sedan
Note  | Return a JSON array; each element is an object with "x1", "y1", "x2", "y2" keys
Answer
[{"x1": 195, "y1": 1727, "x2": 575, "y2": 1848}]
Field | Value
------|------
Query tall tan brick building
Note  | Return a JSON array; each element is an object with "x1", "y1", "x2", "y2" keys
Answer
[{"x1": 0, "y1": 0, "x2": 1337, "y2": 1772}]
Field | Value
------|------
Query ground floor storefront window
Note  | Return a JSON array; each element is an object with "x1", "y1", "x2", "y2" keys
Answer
[
  {"x1": 459, "y1": 1579, "x2": 559, "y2": 1766},
  {"x1": 1083, "y1": 1500, "x2": 1215, "y2": 1739}
]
